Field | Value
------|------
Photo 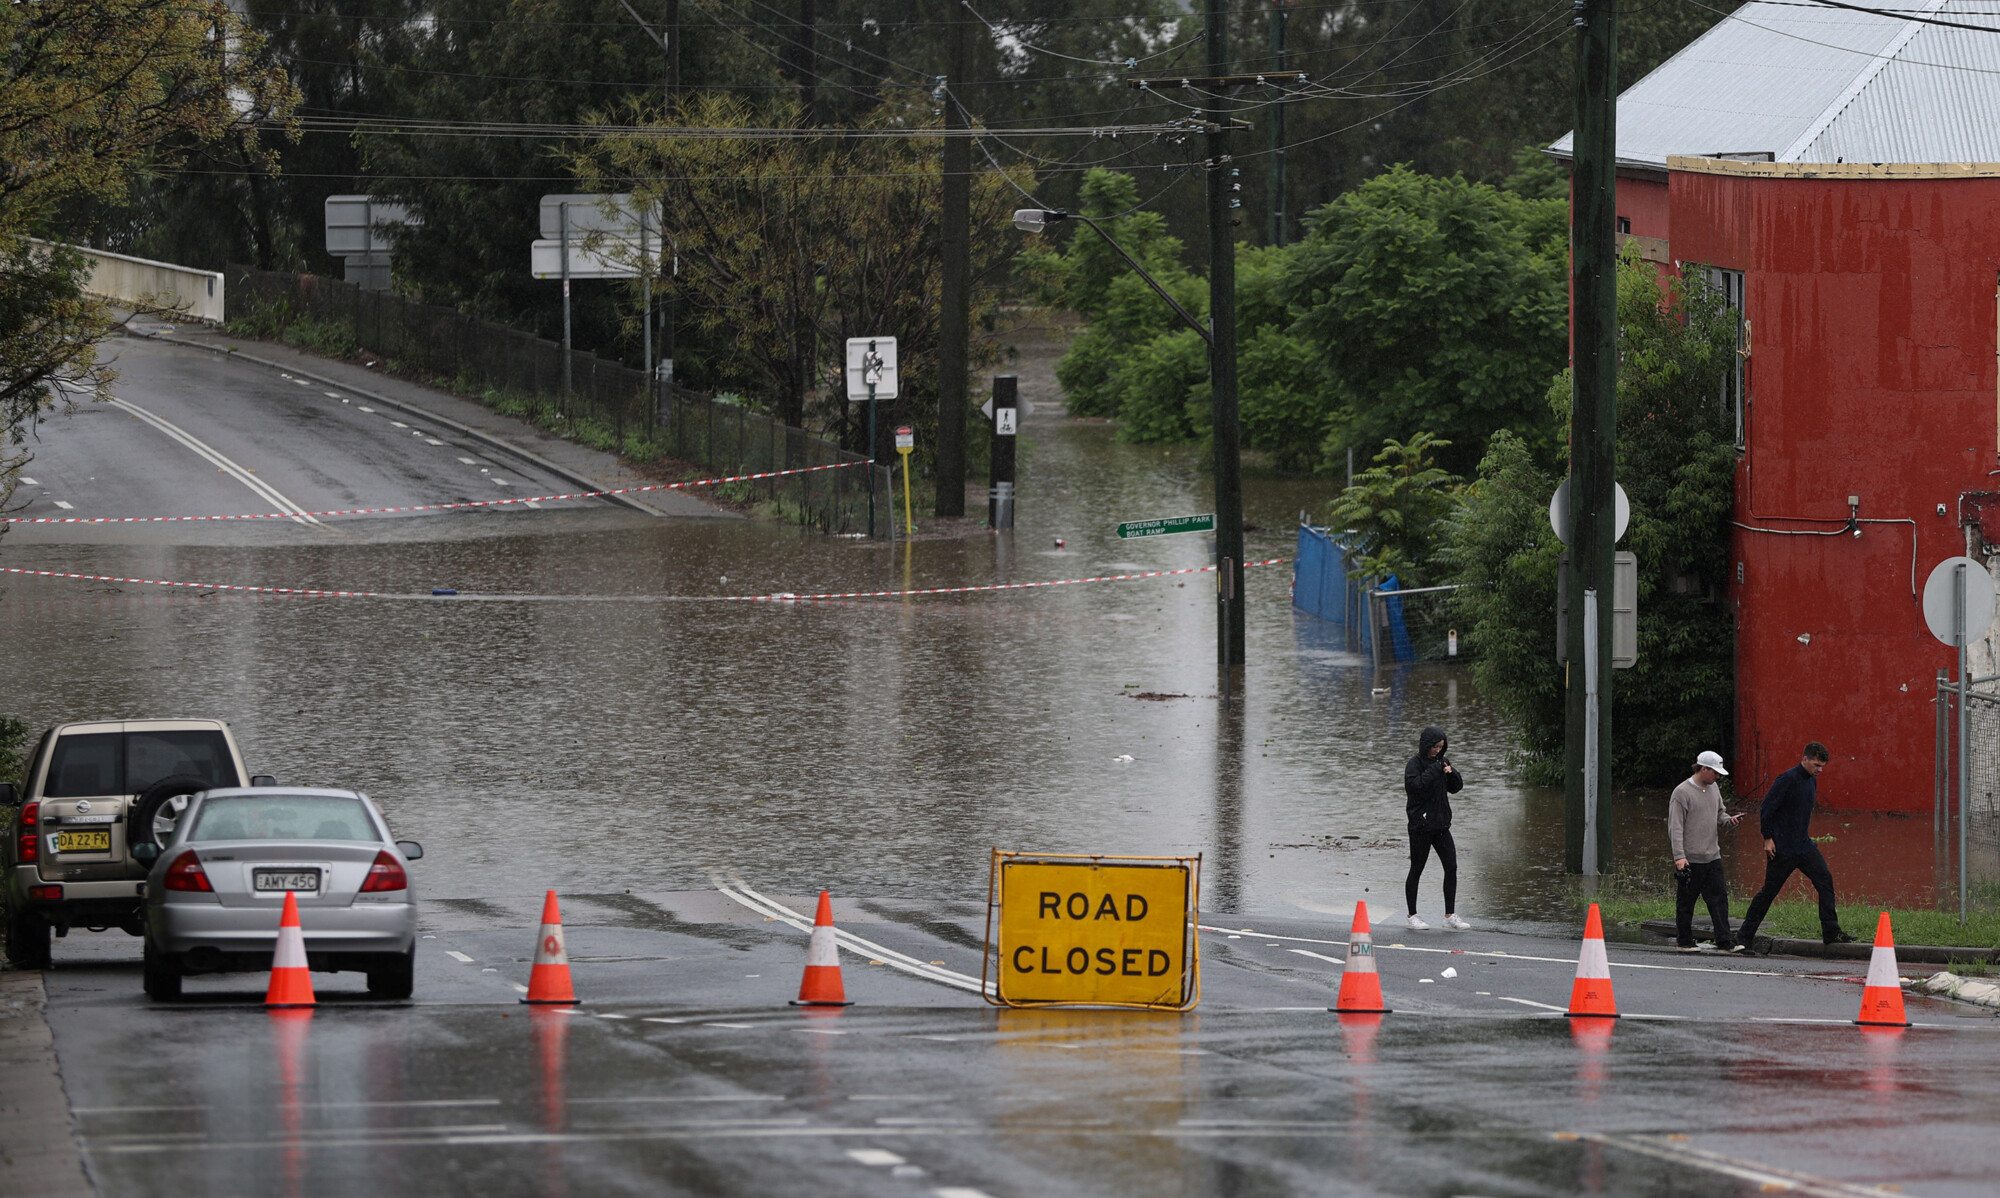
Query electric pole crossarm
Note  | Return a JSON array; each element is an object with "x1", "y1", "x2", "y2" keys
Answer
[{"x1": 1128, "y1": 74, "x2": 1306, "y2": 89}]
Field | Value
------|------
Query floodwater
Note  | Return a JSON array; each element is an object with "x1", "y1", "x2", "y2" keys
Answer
[{"x1": 0, "y1": 374, "x2": 1941, "y2": 920}]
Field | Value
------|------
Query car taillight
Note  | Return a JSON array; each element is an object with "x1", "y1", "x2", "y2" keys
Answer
[
  {"x1": 359, "y1": 850, "x2": 407, "y2": 893},
  {"x1": 163, "y1": 851, "x2": 213, "y2": 892},
  {"x1": 18, "y1": 802, "x2": 38, "y2": 863},
  {"x1": 28, "y1": 885, "x2": 63, "y2": 901}
]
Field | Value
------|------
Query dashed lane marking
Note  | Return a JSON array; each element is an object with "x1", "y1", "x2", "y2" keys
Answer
[
  {"x1": 847, "y1": 1148, "x2": 907, "y2": 1166},
  {"x1": 1287, "y1": 949, "x2": 1345, "y2": 966},
  {"x1": 703, "y1": 1022, "x2": 754, "y2": 1029},
  {"x1": 1495, "y1": 996, "x2": 1567, "y2": 1013},
  {"x1": 52, "y1": 500, "x2": 72, "y2": 510},
  {"x1": 445, "y1": 951, "x2": 475, "y2": 963}
]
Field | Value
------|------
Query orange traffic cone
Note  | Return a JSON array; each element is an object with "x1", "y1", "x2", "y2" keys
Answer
[
  {"x1": 265, "y1": 891, "x2": 316, "y2": 1008},
  {"x1": 1855, "y1": 911, "x2": 1911, "y2": 1027},
  {"x1": 1331, "y1": 901, "x2": 1392, "y2": 1013},
  {"x1": 1565, "y1": 903, "x2": 1619, "y2": 1018},
  {"x1": 790, "y1": 890, "x2": 852, "y2": 1007},
  {"x1": 522, "y1": 890, "x2": 580, "y2": 1005}
]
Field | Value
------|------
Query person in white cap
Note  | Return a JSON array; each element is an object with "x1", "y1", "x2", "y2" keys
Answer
[{"x1": 1669, "y1": 750, "x2": 1743, "y2": 952}]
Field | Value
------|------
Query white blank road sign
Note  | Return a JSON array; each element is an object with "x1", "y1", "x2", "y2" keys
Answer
[
  {"x1": 845, "y1": 337, "x2": 899, "y2": 401},
  {"x1": 538, "y1": 194, "x2": 657, "y2": 240},
  {"x1": 531, "y1": 238, "x2": 641, "y2": 279},
  {"x1": 325, "y1": 195, "x2": 414, "y2": 255},
  {"x1": 1924, "y1": 555, "x2": 1997, "y2": 648}
]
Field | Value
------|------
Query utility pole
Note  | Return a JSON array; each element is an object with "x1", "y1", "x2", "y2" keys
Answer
[
  {"x1": 936, "y1": 3, "x2": 973, "y2": 519},
  {"x1": 1208, "y1": 0, "x2": 1246, "y2": 684},
  {"x1": 1267, "y1": 0, "x2": 1288, "y2": 247},
  {"x1": 1565, "y1": 0, "x2": 1618, "y2": 874}
]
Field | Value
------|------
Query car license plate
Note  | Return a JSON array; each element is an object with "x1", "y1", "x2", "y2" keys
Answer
[
  {"x1": 54, "y1": 830, "x2": 111, "y2": 853},
  {"x1": 253, "y1": 869, "x2": 320, "y2": 893}
]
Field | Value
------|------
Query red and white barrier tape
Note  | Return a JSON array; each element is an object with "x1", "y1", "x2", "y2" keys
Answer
[
  {"x1": 0, "y1": 559, "x2": 1287, "y2": 602},
  {"x1": 0, "y1": 460, "x2": 867, "y2": 525}
]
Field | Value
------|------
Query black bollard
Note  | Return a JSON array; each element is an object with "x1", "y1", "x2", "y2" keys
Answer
[{"x1": 988, "y1": 375, "x2": 1018, "y2": 529}]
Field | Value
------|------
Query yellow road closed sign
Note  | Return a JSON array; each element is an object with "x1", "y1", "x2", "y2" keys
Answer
[{"x1": 984, "y1": 851, "x2": 1201, "y2": 1010}]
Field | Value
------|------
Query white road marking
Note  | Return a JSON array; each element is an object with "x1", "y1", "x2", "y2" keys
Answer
[
  {"x1": 425, "y1": 438, "x2": 447, "y2": 446},
  {"x1": 795, "y1": 1026, "x2": 849, "y2": 1035},
  {"x1": 52, "y1": 500, "x2": 73, "y2": 509},
  {"x1": 493, "y1": 478, "x2": 511, "y2": 485},
  {"x1": 358, "y1": 406, "x2": 375, "y2": 413},
  {"x1": 106, "y1": 396, "x2": 320, "y2": 525},
  {"x1": 704, "y1": 1022, "x2": 753, "y2": 1029},
  {"x1": 390, "y1": 421, "x2": 408, "y2": 428},
  {"x1": 457, "y1": 457, "x2": 477, "y2": 464},
  {"x1": 293, "y1": 379, "x2": 312, "y2": 387},
  {"x1": 596, "y1": 1013, "x2": 630, "y2": 1020},
  {"x1": 848, "y1": 1148, "x2": 907, "y2": 1166},
  {"x1": 642, "y1": 1016, "x2": 690, "y2": 1024},
  {"x1": 1287, "y1": 949, "x2": 1345, "y2": 966},
  {"x1": 1496, "y1": 996, "x2": 1568, "y2": 1012},
  {"x1": 445, "y1": 950, "x2": 475, "y2": 963},
  {"x1": 509, "y1": 982, "x2": 529, "y2": 993},
  {"x1": 569, "y1": 1095, "x2": 778, "y2": 1104},
  {"x1": 324, "y1": 392, "x2": 342, "y2": 399},
  {"x1": 1200, "y1": 925, "x2": 1805, "y2": 977},
  {"x1": 1573, "y1": 1132, "x2": 1900, "y2": 1197},
  {"x1": 19, "y1": 476, "x2": 37, "y2": 485},
  {"x1": 713, "y1": 874, "x2": 992, "y2": 996},
  {"x1": 933, "y1": 1188, "x2": 996, "y2": 1198}
]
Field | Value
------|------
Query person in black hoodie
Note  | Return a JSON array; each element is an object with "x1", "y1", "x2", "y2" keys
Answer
[
  {"x1": 1736, "y1": 741, "x2": 1854, "y2": 952},
  {"x1": 1404, "y1": 726, "x2": 1470, "y2": 930}
]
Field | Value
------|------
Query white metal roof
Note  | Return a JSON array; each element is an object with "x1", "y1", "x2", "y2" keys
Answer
[{"x1": 1549, "y1": 1, "x2": 2000, "y2": 168}]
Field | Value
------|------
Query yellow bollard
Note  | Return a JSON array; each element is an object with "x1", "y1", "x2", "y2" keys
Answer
[{"x1": 895, "y1": 425, "x2": 915, "y2": 535}]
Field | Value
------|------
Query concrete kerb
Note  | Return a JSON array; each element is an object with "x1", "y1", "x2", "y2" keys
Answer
[
  {"x1": 0, "y1": 971, "x2": 93, "y2": 1198},
  {"x1": 1637, "y1": 917, "x2": 1998, "y2": 965},
  {"x1": 125, "y1": 326, "x2": 664, "y2": 518}
]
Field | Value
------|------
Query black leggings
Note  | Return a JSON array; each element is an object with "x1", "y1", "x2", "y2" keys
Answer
[{"x1": 1406, "y1": 827, "x2": 1458, "y2": 915}]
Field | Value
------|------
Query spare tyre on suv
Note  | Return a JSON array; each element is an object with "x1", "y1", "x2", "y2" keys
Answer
[{"x1": 2, "y1": 720, "x2": 271, "y2": 968}]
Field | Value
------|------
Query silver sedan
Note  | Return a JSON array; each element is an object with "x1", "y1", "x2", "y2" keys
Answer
[{"x1": 139, "y1": 787, "x2": 422, "y2": 1001}]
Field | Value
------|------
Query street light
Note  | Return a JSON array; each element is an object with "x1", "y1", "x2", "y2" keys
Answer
[
  {"x1": 1011, "y1": 205, "x2": 1244, "y2": 691},
  {"x1": 1011, "y1": 210, "x2": 1210, "y2": 346}
]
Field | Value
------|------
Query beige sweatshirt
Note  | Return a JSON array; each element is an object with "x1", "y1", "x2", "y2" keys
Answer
[{"x1": 1668, "y1": 776, "x2": 1731, "y2": 863}]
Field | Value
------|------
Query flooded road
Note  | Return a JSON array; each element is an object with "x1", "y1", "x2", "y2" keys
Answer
[{"x1": 0, "y1": 337, "x2": 1927, "y2": 920}]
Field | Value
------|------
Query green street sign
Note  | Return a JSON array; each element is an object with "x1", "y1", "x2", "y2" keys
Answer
[{"x1": 1115, "y1": 513, "x2": 1215, "y2": 539}]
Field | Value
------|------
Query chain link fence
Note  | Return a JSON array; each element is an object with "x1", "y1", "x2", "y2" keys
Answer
[
  {"x1": 1368, "y1": 583, "x2": 1466, "y2": 670},
  {"x1": 224, "y1": 267, "x2": 886, "y2": 537},
  {"x1": 1934, "y1": 677, "x2": 2000, "y2": 911}
]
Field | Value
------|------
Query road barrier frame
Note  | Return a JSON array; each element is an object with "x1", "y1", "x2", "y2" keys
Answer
[{"x1": 981, "y1": 849, "x2": 1202, "y2": 1011}]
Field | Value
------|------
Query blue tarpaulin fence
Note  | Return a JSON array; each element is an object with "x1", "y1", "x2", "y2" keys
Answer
[{"x1": 1292, "y1": 523, "x2": 1425, "y2": 664}]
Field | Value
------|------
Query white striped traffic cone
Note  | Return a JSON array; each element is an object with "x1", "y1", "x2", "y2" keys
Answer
[
  {"x1": 265, "y1": 891, "x2": 316, "y2": 1008},
  {"x1": 790, "y1": 890, "x2": 852, "y2": 1007},
  {"x1": 1855, "y1": 912, "x2": 1910, "y2": 1027},
  {"x1": 522, "y1": 890, "x2": 579, "y2": 1005},
  {"x1": 1565, "y1": 903, "x2": 1618, "y2": 1018}
]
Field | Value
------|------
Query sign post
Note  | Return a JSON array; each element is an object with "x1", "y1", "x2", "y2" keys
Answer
[
  {"x1": 895, "y1": 425, "x2": 915, "y2": 535},
  {"x1": 845, "y1": 338, "x2": 898, "y2": 539},
  {"x1": 1923, "y1": 555, "x2": 1996, "y2": 923},
  {"x1": 983, "y1": 851, "x2": 1201, "y2": 1010}
]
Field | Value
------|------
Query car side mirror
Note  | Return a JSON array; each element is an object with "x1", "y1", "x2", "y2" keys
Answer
[
  {"x1": 250, "y1": 775, "x2": 278, "y2": 787},
  {"x1": 131, "y1": 842, "x2": 161, "y2": 864},
  {"x1": 396, "y1": 840, "x2": 424, "y2": 860},
  {"x1": 0, "y1": 782, "x2": 15, "y2": 806}
]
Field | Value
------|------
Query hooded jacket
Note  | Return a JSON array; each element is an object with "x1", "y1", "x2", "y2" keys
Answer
[{"x1": 1404, "y1": 726, "x2": 1463, "y2": 830}]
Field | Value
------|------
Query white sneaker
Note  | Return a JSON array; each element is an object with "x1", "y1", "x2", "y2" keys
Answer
[
  {"x1": 1443, "y1": 914, "x2": 1472, "y2": 931},
  {"x1": 1405, "y1": 914, "x2": 1430, "y2": 931}
]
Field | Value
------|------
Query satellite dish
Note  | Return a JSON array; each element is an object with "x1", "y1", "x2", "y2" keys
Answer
[{"x1": 1548, "y1": 479, "x2": 1630, "y2": 547}]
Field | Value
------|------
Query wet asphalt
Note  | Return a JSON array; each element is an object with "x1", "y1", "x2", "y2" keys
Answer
[{"x1": 36, "y1": 896, "x2": 2000, "y2": 1198}]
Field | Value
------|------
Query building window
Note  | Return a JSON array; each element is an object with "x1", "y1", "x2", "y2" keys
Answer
[
  {"x1": 1706, "y1": 267, "x2": 1747, "y2": 447},
  {"x1": 1617, "y1": 216, "x2": 1631, "y2": 234}
]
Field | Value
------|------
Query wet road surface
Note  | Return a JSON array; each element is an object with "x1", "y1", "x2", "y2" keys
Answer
[
  {"x1": 6, "y1": 331, "x2": 1998, "y2": 1195},
  {"x1": 38, "y1": 895, "x2": 2000, "y2": 1198}
]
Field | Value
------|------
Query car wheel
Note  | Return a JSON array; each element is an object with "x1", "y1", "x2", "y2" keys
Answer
[
  {"x1": 366, "y1": 947, "x2": 415, "y2": 1000},
  {"x1": 4, "y1": 903, "x2": 52, "y2": 969},
  {"x1": 142, "y1": 940, "x2": 182, "y2": 1001},
  {"x1": 129, "y1": 775, "x2": 210, "y2": 851}
]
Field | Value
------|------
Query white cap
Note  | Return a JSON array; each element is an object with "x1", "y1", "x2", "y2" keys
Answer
[{"x1": 1696, "y1": 750, "x2": 1729, "y2": 776}]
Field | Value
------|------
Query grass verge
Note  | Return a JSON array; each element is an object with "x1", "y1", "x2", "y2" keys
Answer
[{"x1": 1591, "y1": 888, "x2": 2000, "y2": 957}]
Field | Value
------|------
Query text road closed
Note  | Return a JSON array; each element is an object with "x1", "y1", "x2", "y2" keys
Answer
[{"x1": 998, "y1": 860, "x2": 1190, "y2": 1006}]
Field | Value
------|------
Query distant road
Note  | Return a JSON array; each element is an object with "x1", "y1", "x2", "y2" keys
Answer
[{"x1": 7, "y1": 335, "x2": 598, "y2": 532}]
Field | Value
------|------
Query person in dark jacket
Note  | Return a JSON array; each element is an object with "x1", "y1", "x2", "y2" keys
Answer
[
  {"x1": 1403, "y1": 725, "x2": 1470, "y2": 931},
  {"x1": 1736, "y1": 742, "x2": 1854, "y2": 952}
]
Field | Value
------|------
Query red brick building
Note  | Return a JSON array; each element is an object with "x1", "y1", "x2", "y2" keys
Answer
[{"x1": 1553, "y1": 2, "x2": 2000, "y2": 808}]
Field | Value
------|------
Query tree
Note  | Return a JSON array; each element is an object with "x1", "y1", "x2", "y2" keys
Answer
[
  {"x1": 575, "y1": 92, "x2": 1030, "y2": 462},
  {"x1": 1327, "y1": 433, "x2": 1462, "y2": 587},
  {"x1": 1284, "y1": 166, "x2": 1568, "y2": 477},
  {"x1": 1447, "y1": 250, "x2": 1739, "y2": 785},
  {"x1": 1, "y1": 1, "x2": 296, "y2": 524}
]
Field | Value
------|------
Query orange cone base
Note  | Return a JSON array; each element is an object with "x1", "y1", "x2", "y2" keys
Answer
[
  {"x1": 1854, "y1": 994, "x2": 1910, "y2": 1027},
  {"x1": 1330, "y1": 974, "x2": 1391, "y2": 1013},
  {"x1": 521, "y1": 996, "x2": 583, "y2": 1005},
  {"x1": 1328, "y1": 1002, "x2": 1391, "y2": 1013},
  {"x1": 789, "y1": 998, "x2": 854, "y2": 1007},
  {"x1": 1564, "y1": 1010, "x2": 1620, "y2": 1019}
]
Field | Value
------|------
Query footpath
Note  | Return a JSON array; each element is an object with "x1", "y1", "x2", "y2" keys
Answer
[{"x1": 122, "y1": 319, "x2": 729, "y2": 521}]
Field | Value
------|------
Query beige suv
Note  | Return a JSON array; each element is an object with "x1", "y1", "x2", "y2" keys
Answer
[{"x1": 3, "y1": 719, "x2": 270, "y2": 968}]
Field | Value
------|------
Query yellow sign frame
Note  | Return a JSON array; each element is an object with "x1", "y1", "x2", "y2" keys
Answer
[{"x1": 982, "y1": 849, "x2": 1201, "y2": 1011}]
